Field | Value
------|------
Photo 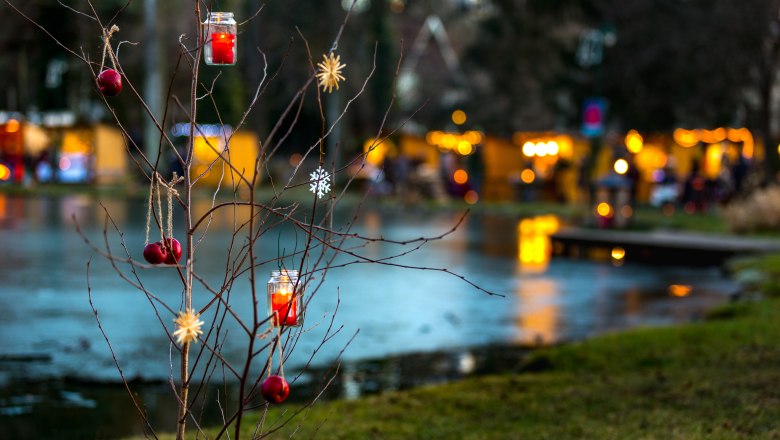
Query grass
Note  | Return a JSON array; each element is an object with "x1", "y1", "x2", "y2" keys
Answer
[{"x1": 143, "y1": 293, "x2": 780, "y2": 439}]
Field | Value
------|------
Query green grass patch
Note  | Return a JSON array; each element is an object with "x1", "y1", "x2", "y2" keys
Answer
[
  {"x1": 727, "y1": 253, "x2": 780, "y2": 297},
  {"x1": 146, "y1": 299, "x2": 780, "y2": 439}
]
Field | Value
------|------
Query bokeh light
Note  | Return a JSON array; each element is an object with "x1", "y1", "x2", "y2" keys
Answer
[
  {"x1": 451, "y1": 109, "x2": 467, "y2": 125},
  {"x1": 614, "y1": 158, "x2": 629, "y2": 174},
  {"x1": 453, "y1": 169, "x2": 468, "y2": 184},
  {"x1": 596, "y1": 202, "x2": 612, "y2": 217},
  {"x1": 464, "y1": 190, "x2": 479, "y2": 204},
  {"x1": 520, "y1": 169, "x2": 535, "y2": 184},
  {"x1": 522, "y1": 142, "x2": 535, "y2": 157}
]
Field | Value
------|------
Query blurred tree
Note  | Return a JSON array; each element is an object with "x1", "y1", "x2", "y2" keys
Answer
[
  {"x1": 462, "y1": 0, "x2": 780, "y2": 171},
  {"x1": 597, "y1": 0, "x2": 764, "y2": 130},
  {"x1": 752, "y1": 0, "x2": 780, "y2": 181},
  {"x1": 462, "y1": 0, "x2": 594, "y2": 136}
]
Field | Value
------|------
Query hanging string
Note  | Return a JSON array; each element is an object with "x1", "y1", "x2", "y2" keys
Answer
[
  {"x1": 266, "y1": 308, "x2": 286, "y2": 378},
  {"x1": 166, "y1": 172, "x2": 177, "y2": 238},
  {"x1": 144, "y1": 175, "x2": 155, "y2": 245},
  {"x1": 160, "y1": 172, "x2": 184, "y2": 238},
  {"x1": 277, "y1": 329, "x2": 285, "y2": 379},
  {"x1": 155, "y1": 174, "x2": 164, "y2": 241},
  {"x1": 99, "y1": 24, "x2": 120, "y2": 71}
]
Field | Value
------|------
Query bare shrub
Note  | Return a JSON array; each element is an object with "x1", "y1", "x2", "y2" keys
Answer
[
  {"x1": 722, "y1": 185, "x2": 780, "y2": 232},
  {"x1": 6, "y1": 1, "x2": 494, "y2": 438}
]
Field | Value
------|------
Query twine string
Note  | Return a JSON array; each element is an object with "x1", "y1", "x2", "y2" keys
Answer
[
  {"x1": 144, "y1": 176, "x2": 154, "y2": 245},
  {"x1": 272, "y1": 326, "x2": 285, "y2": 378},
  {"x1": 99, "y1": 25, "x2": 120, "y2": 71},
  {"x1": 166, "y1": 172, "x2": 176, "y2": 238},
  {"x1": 277, "y1": 327, "x2": 284, "y2": 378},
  {"x1": 155, "y1": 174, "x2": 164, "y2": 241},
  {"x1": 159, "y1": 172, "x2": 184, "y2": 239}
]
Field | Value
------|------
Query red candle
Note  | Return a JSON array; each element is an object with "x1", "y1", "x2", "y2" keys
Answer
[
  {"x1": 271, "y1": 291, "x2": 297, "y2": 326},
  {"x1": 211, "y1": 33, "x2": 235, "y2": 64}
]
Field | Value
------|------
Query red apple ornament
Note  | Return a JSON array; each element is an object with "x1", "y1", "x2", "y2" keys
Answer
[
  {"x1": 143, "y1": 242, "x2": 167, "y2": 264},
  {"x1": 97, "y1": 69, "x2": 122, "y2": 96},
  {"x1": 261, "y1": 375, "x2": 290, "y2": 404},
  {"x1": 163, "y1": 237, "x2": 183, "y2": 264}
]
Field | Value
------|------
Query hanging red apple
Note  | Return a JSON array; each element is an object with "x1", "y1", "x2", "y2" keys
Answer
[
  {"x1": 143, "y1": 242, "x2": 167, "y2": 265},
  {"x1": 261, "y1": 375, "x2": 290, "y2": 404},
  {"x1": 97, "y1": 69, "x2": 122, "y2": 96},
  {"x1": 163, "y1": 237, "x2": 183, "y2": 264}
]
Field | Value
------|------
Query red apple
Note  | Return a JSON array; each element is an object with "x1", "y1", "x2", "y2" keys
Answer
[
  {"x1": 261, "y1": 375, "x2": 290, "y2": 404},
  {"x1": 97, "y1": 69, "x2": 122, "y2": 96},
  {"x1": 163, "y1": 237, "x2": 183, "y2": 264},
  {"x1": 143, "y1": 242, "x2": 167, "y2": 265}
]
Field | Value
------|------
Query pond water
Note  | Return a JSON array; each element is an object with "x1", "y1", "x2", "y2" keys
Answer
[{"x1": 0, "y1": 194, "x2": 738, "y2": 438}]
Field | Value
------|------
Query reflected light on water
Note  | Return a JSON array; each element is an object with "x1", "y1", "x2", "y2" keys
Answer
[
  {"x1": 517, "y1": 215, "x2": 559, "y2": 273},
  {"x1": 611, "y1": 246, "x2": 626, "y2": 267},
  {"x1": 515, "y1": 215, "x2": 561, "y2": 344},
  {"x1": 516, "y1": 278, "x2": 559, "y2": 345},
  {"x1": 668, "y1": 284, "x2": 692, "y2": 297},
  {"x1": 192, "y1": 198, "x2": 254, "y2": 230}
]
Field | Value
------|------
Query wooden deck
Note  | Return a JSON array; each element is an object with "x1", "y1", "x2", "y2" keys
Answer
[{"x1": 550, "y1": 228, "x2": 780, "y2": 266}]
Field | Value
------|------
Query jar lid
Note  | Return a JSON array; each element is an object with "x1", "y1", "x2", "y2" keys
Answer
[
  {"x1": 208, "y1": 11, "x2": 234, "y2": 20},
  {"x1": 270, "y1": 269, "x2": 299, "y2": 278}
]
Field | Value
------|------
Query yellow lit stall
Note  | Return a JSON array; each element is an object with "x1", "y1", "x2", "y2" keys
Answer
[
  {"x1": 609, "y1": 127, "x2": 759, "y2": 205},
  {"x1": 481, "y1": 132, "x2": 584, "y2": 202},
  {"x1": 93, "y1": 124, "x2": 127, "y2": 184},
  {"x1": 0, "y1": 118, "x2": 25, "y2": 182},
  {"x1": 57, "y1": 124, "x2": 127, "y2": 184},
  {"x1": 190, "y1": 130, "x2": 259, "y2": 189},
  {"x1": 398, "y1": 129, "x2": 483, "y2": 202},
  {"x1": 58, "y1": 128, "x2": 92, "y2": 183},
  {"x1": 400, "y1": 133, "x2": 438, "y2": 168}
]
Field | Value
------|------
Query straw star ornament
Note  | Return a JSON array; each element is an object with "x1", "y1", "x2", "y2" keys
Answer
[
  {"x1": 316, "y1": 52, "x2": 346, "y2": 93},
  {"x1": 173, "y1": 310, "x2": 204, "y2": 345}
]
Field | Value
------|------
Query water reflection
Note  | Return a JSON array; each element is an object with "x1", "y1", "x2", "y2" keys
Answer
[
  {"x1": 517, "y1": 215, "x2": 559, "y2": 273},
  {"x1": 0, "y1": 194, "x2": 739, "y2": 386},
  {"x1": 611, "y1": 246, "x2": 626, "y2": 266},
  {"x1": 515, "y1": 279, "x2": 558, "y2": 345},
  {"x1": 191, "y1": 197, "x2": 255, "y2": 230},
  {"x1": 0, "y1": 194, "x2": 746, "y2": 438},
  {"x1": 514, "y1": 216, "x2": 560, "y2": 344}
]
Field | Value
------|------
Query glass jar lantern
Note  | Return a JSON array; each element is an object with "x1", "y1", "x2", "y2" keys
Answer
[
  {"x1": 202, "y1": 12, "x2": 237, "y2": 66},
  {"x1": 267, "y1": 270, "x2": 303, "y2": 327}
]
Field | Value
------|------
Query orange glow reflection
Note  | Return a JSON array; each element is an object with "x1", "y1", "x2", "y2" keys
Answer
[
  {"x1": 516, "y1": 279, "x2": 558, "y2": 345},
  {"x1": 517, "y1": 215, "x2": 559, "y2": 273},
  {"x1": 669, "y1": 284, "x2": 692, "y2": 297}
]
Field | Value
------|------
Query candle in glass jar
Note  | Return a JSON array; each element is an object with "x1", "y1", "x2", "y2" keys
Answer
[
  {"x1": 267, "y1": 269, "x2": 302, "y2": 327},
  {"x1": 211, "y1": 33, "x2": 235, "y2": 64},
  {"x1": 271, "y1": 289, "x2": 297, "y2": 326}
]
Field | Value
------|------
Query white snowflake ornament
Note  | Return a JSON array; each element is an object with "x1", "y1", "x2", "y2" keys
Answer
[{"x1": 309, "y1": 166, "x2": 332, "y2": 199}]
